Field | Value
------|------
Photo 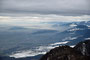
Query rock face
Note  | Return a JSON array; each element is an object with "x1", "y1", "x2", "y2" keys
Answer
[
  {"x1": 74, "y1": 40, "x2": 90, "y2": 56},
  {"x1": 40, "y1": 40, "x2": 90, "y2": 60}
]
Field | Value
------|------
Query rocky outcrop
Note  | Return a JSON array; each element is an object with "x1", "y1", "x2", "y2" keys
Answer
[
  {"x1": 74, "y1": 40, "x2": 90, "y2": 56},
  {"x1": 40, "y1": 40, "x2": 90, "y2": 60}
]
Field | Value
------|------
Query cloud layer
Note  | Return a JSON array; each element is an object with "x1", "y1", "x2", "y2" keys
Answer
[
  {"x1": 0, "y1": 15, "x2": 90, "y2": 23},
  {"x1": 0, "y1": 0, "x2": 90, "y2": 16}
]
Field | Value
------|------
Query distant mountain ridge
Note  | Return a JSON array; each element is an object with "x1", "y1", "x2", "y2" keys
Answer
[{"x1": 0, "y1": 21, "x2": 90, "y2": 60}]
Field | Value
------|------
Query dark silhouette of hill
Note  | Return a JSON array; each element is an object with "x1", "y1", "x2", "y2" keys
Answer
[
  {"x1": 0, "y1": 54, "x2": 42, "y2": 60},
  {"x1": 75, "y1": 25, "x2": 88, "y2": 29},
  {"x1": 40, "y1": 40, "x2": 90, "y2": 60}
]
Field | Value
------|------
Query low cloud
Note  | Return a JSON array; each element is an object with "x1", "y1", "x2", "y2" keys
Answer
[
  {"x1": 0, "y1": 15, "x2": 90, "y2": 30},
  {"x1": 0, "y1": 15, "x2": 90, "y2": 23}
]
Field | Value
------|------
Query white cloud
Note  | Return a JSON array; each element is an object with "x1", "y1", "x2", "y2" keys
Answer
[
  {"x1": 0, "y1": 15, "x2": 90, "y2": 22},
  {"x1": 0, "y1": 15, "x2": 90, "y2": 30}
]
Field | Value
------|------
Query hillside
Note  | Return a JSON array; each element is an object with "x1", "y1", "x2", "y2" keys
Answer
[{"x1": 40, "y1": 40, "x2": 90, "y2": 60}]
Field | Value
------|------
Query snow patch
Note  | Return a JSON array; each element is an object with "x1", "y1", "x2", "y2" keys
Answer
[
  {"x1": 50, "y1": 41, "x2": 69, "y2": 45},
  {"x1": 62, "y1": 37, "x2": 78, "y2": 41},
  {"x1": 85, "y1": 38, "x2": 90, "y2": 40},
  {"x1": 10, "y1": 41, "x2": 69, "y2": 58},
  {"x1": 70, "y1": 45, "x2": 75, "y2": 48},
  {"x1": 10, "y1": 50, "x2": 46, "y2": 58},
  {"x1": 70, "y1": 24, "x2": 77, "y2": 27},
  {"x1": 87, "y1": 25, "x2": 90, "y2": 27},
  {"x1": 68, "y1": 28, "x2": 84, "y2": 31}
]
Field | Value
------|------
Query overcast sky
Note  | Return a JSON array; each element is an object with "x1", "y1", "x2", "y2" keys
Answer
[{"x1": 0, "y1": 0, "x2": 90, "y2": 16}]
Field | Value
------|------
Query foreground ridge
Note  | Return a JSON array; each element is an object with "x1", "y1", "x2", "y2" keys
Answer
[{"x1": 40, "y1": 40, "x2": 90, "y2": 60}]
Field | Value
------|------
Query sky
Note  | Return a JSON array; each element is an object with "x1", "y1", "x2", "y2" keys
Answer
[
  {"x1": 0, "y1": 0, "x2": 90, "y2": 16},
  {"x1": 0, "y1": 0, "x2": 90, "y2": 22}
]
